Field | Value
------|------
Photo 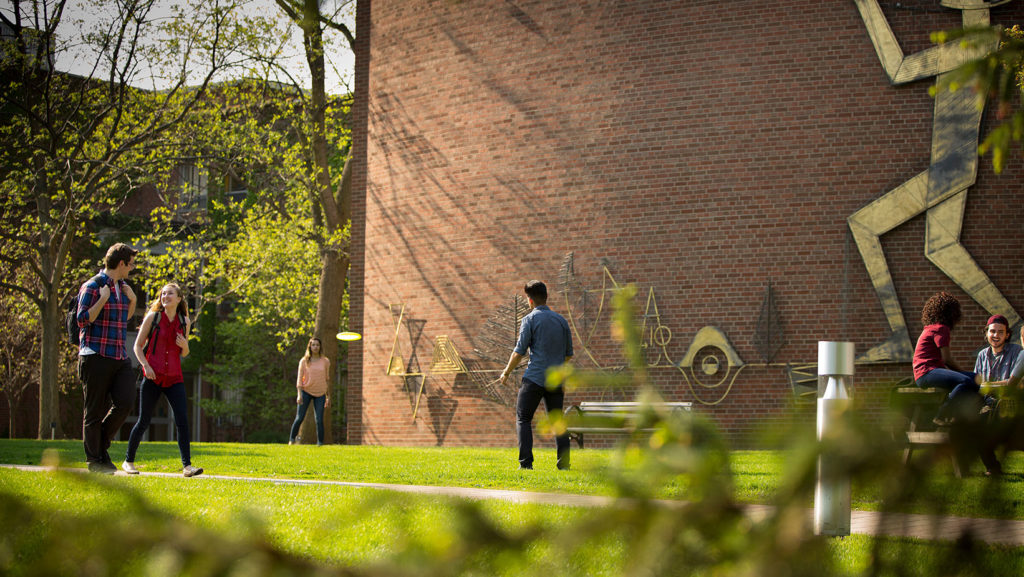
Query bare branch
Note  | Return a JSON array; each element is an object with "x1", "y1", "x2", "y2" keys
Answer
[
  {"x1": 0, "y1": 280, "x2": 44, "y2": 310},
  {"x1": 319, "y1": 18, "x2": 354, "y2": 51}
]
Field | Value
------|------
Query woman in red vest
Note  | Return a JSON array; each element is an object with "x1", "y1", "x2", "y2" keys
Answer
[{"x1": 123, "y1": 282, "x2": 203, "y2": 477}]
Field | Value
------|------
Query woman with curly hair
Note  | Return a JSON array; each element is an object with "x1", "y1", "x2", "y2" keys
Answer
[{"x1": 913, "y1": 291, "x2": 980, "y2": 425}]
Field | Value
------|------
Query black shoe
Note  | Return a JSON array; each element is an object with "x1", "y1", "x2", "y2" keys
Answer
[
  {"x1": 519, "y1": 465, "x2": 533, "y2": 470},
  {"x1": 88, "y1": 461, "x2": 116, "y2": 475}
]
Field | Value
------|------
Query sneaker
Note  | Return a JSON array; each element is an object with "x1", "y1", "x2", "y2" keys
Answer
[
  {"x1": 182, "y1": 465, "x2": 204, "y2": 478},
  {"x1": 88, "y1": 461, "x2": 116, "y2": 475},
  {"x1": 121, "y1": 461, "x2": 139, "y2": 475}
]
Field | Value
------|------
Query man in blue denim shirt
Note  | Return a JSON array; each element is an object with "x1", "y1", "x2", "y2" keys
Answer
[{"x1": 500, "y1": 281, "x2": 573, "y2": 470}]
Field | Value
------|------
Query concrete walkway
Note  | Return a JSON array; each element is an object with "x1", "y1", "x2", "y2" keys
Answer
[{"x1": 4, "y1": 463, "x2": 1024, "y2": 547}]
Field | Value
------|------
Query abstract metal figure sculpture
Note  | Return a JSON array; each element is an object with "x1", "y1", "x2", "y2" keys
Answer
[{"x1": 849, "y1": 0, "x2": 1020, "y2": 362}]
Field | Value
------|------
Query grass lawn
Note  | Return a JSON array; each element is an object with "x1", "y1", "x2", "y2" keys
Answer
[
  {"x1": 2, "y1": 439, "x2": 1024, "y2": 519},
  {"x1": 3, "y1": 440, "x2": 1024, "y2": 575}
]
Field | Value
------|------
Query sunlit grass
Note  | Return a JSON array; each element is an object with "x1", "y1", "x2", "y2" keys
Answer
[
  {"x1": 2, "y1": 465, "x2": 1023, "y2": 577},
  {"x1": 3, "y1": 439, "x2": 1024, "y2": 520}
]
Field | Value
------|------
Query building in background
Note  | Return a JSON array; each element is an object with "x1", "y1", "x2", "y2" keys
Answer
[{"x1": 345, "y1": 0, "x2": 1024, "y2": 447}]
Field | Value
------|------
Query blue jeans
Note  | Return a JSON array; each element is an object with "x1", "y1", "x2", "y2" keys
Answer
[
  {"x1": 290, "y1": 390, "x2": 325, "y2": 444},
  {"x1": 125, "y1": 379, "x2": 192, "y2": 466},
  {"x1": 917, "y1": 368, "x2": 980, "y2": 420},
  {"x1": 516, "y1": 379, "x2": 570, "y2": 469}
]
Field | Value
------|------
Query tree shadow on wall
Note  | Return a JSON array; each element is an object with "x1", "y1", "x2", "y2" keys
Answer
[{"x1": 425, "y1": 386, "x2": 459, "y2": 447}]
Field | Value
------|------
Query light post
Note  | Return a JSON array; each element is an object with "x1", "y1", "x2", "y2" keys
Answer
[{"x1": 814, "y1": 341, "x2": 854, "y2": 536}]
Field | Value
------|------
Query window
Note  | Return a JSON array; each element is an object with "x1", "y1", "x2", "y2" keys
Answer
[{"x1": 174, "y1": 160, "x2": 208, "y2": 213}]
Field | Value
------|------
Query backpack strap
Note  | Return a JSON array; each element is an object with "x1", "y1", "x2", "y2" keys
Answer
[{"x1": 143, "y1": 312, "x2": 161, "y2": 357}]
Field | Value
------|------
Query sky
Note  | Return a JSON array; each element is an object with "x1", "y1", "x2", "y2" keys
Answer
[{"x1": 21, "y1": 0, "x2": 356, "y2": 94}]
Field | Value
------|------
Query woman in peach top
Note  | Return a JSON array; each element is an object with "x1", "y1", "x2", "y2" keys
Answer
[{"x1": 289, "y1": 337, "x2": 330, "y2": 445}]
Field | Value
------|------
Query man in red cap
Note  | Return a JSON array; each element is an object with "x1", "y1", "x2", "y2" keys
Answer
[
  {"x1": 974, "y1": 315, "x2": 1023, "y2": 387},
  {"x1": 974, "y1": 314, "x2": 1023, "y2": 476}
]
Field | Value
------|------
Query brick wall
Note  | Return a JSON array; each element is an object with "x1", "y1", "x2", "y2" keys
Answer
[{"x1": 347, "y1": 0, "x2": 1024, "y2": 448}]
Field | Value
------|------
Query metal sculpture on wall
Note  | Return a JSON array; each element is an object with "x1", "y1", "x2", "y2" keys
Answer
[
  {"x1": 429, "y1": 336, "x2": 467, "y2": 374},
  {"x1": 470, "y1": 294, "x2": 531, "y2": 407},
  {"x1": 557, "y1": 252, "x2": 746, "y2": 405},
  {"x1": 387, "y1": 257, "x2": 857, "y2": 412},
  {"x1": 382, "y1": 304, "x2": 462, "y2": 441},
  {"x1": 754, "y1": 281, "x2": 785, "y2": 364},
  {"x1": 385, "y1": 303, "x2": 445, "y2": 422},
  {"x1": 386, "y1": 304, "x2": 415, "y2": 377},
  {"x1": 849, "y1": 0, "x2": 1020, "y2": 362}
]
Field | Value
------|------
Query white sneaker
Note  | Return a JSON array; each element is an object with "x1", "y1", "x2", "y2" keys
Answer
[
  {"x1": 182, "y1": 465, "x2": 204, "y2": 478},
  {"x1": 121, "y1": 461, "x2": 139, "y2": 475}
]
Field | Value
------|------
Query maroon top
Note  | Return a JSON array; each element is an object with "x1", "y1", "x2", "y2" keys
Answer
[
  {"x1": 146, "y1": 311, "x2": 184, "y2": 388},
  {"x1": 913, "y1": 324, "x2": 950, "y2": 381}
]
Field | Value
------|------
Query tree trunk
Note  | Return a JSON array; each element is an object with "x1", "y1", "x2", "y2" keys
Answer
[
  {"x1": 38, "y1": 290, "x2": 61, "y2": 439},
  {"x1": 295, "y1": 0, "x2": 352, "y2": 445}
]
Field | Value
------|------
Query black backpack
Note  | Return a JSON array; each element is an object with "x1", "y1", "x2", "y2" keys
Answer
[
  {"x1": 66, "y1": 275, "x2": 104, "y2": 346},
  {"x1": 66, "y1": 292, "x2": 81, "y2": 346}
]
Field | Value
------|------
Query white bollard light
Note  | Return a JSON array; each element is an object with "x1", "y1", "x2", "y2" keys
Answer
[{"x1": 814, "y1": 341, "x2": 854, "y2": 536}]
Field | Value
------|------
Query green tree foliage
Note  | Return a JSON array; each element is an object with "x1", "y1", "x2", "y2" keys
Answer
[
  {"x1": 934, "y1": 24, "x2": 1024, "y2": 173},
  {"x1": 132, "y1": 0, "x2": 355, "y2": 441},
  {"x1": 0, "y1": 292, "x2": 41, "y2": 438},
  {"x1": 0, "y1": 0, "x2": 267, "y2": 438},
  {"x1": 200, "y1": 320, "x2": 302, "y2": 441},
  {"x1": 197, "y1": 210, "x2": 321, "y2": 440},
  {"x1": 132, "y1": 77, "x2": 350, "y2": 441}
]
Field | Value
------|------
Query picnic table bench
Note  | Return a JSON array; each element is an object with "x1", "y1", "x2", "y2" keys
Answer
[
  {"x1": 565, "y1": 401, "x2": 693, "y2": 448},
  {"x1": 890, "y1": 385, "x2": 961, "y2": 477}
]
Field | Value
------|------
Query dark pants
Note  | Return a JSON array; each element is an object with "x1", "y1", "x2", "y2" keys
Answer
[
  {"x1": 917, "y1": 368, "x2": 980, "y2": 420},
  {"x1": 290, "y1": 391, "x2": 325, "y2": 444},
  {"x1": 125, "y1": 379, "x2": 192, "y2": 466},
  {"x1": 79, "y1": 355, "x2": 136, "y2": 465},
  {"x1": 516, "y1": 379, "x2": 570, "y2": 469}
]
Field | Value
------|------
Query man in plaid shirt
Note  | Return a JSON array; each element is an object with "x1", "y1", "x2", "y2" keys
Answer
[{"x1": 76, "y1": 243, "x2": 139, "y2": 474}]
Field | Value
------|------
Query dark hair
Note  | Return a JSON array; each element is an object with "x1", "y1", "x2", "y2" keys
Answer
[
  {"x1": 104, "y1": 243, "x2": 138, "y2": 270},
  {"x1": 524, "y1": 280, "x2": 547, "y2": 304},
  {"x1": 921, "y1": 291, "x2": 961, "y2": 327}
]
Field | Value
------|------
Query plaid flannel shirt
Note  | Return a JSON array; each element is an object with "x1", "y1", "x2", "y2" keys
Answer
[{"x1": 77, "y1": 273, "x2": 131, "y2": 360}]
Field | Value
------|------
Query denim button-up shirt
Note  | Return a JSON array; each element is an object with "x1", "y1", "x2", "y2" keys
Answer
[{"x1": 514, "y1": 305, "x2": 573, "y2": 387}]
